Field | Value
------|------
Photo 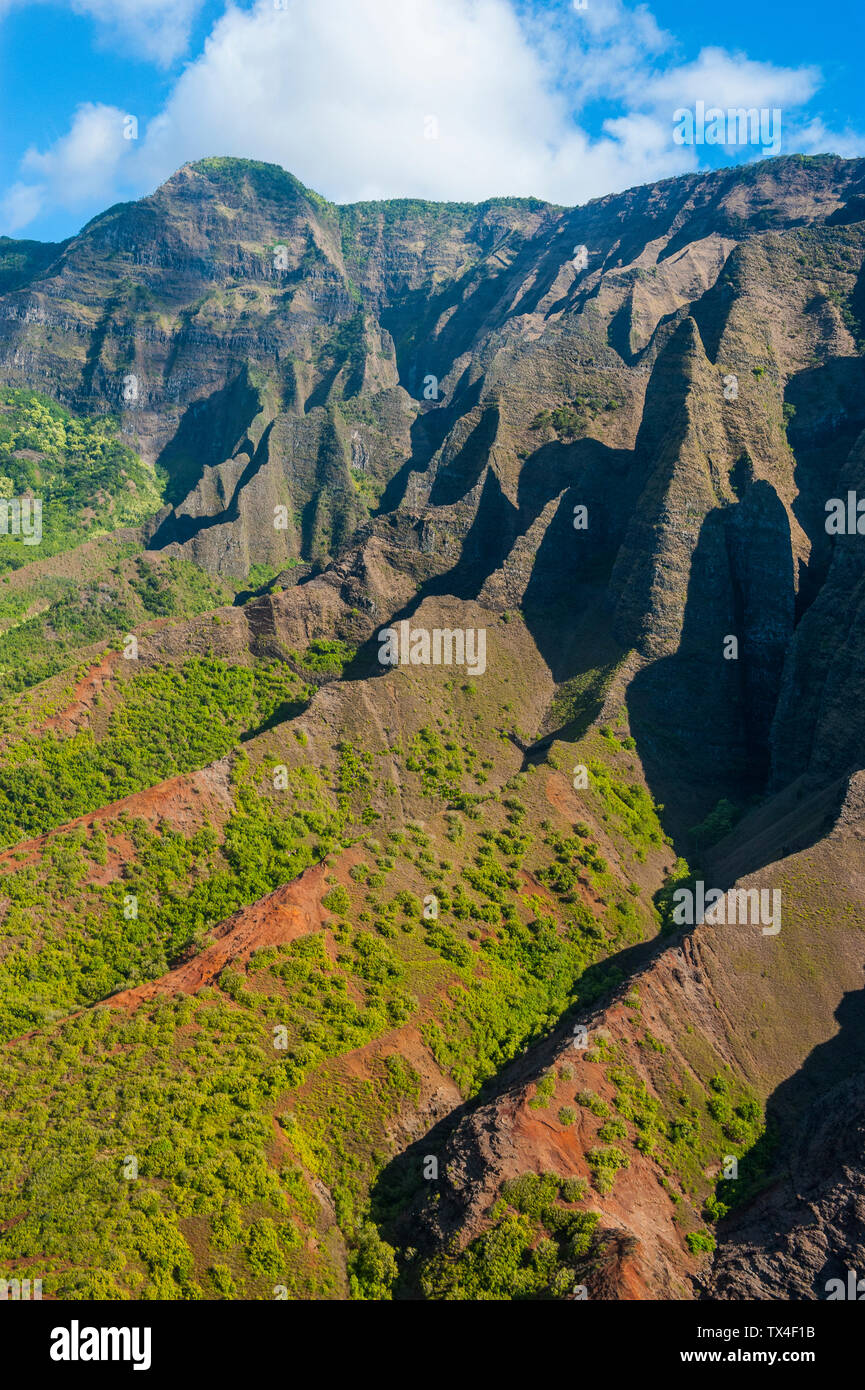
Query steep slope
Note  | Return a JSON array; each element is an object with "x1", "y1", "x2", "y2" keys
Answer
[{"x1": 403, "y1": 773, "x2": 865, "y2": 1300}]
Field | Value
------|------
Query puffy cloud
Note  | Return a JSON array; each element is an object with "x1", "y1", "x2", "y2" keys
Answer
[
  {"x1": 136, "y1": 0, "x2": 583, "y2": 203},
  {"x1": 22, "y1": 101, "x2": 131, "y2": 192},
  {"x1": 793, "y1": 116, "x2": 865, "y2": 159},
  {"x1": 105, "y1": 0, "x2": 735, "y2": 204},
  {"x1": 1, "y1": 181, "x2": 45, "y2": 233},
  {"x1": 646, "y1": 46, "x2": 820, "y2": 116},
  {"x1": 4, "y1": 102, "x2": 133, "y2": 230},
  {"x1": 70, "y1": 0, "x2": 206, "y2": 65},
  {"x1": 528, "y1": 0, "x2": 674, "y2": 108}
]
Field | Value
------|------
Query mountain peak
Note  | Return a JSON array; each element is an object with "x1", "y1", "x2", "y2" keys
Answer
[{"x1": 154, "y1": 156, "x2": 333, "y2": 213}]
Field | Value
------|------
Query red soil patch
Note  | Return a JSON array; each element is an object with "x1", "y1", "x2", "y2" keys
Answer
[
  {"x1": 544, "y1": 770, "x2": 582, "y2": 822},
  {"x1": 42, "y1": 650, "x2": 120, "y2": 735},
  {"x1": 0, "y1": 760, "x2": 234, "y2": 874},
  {"x1": 106, "y1": 861, "x2": 330, "y2": 1009},
  {"x1": 518, "y1": 867, "x2": 559, "y2": 912}
]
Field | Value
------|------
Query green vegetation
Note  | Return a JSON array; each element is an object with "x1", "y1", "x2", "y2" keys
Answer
[
  {"x1": 0, "y1": 390, "x2": 163, "y2": 569},
  {"x1": 686, "y1": 1231, "x2": 716, "y2": 1255},
  {"x1": 586, "y1": 1144, "x2": 630, "y2": 1195},
  {"x1": 291, "y1": 638, "x2": 356, "y2": 678},
  {"x1": 0, "y1": 754, "x2": 343, "y2": 1040},
  {"x1": 588, "y1": 756, "x2": 667, "y2": 859},
  {"x1": 418, "y1": 1173, "x2": 600, "y2": 1299},
  {"x1": 576, "y1": 1089, "x2": 609, "y2": 1118},
  {"x1": 0, "y1": 549, "x2": 231, "y2": 700},
  {"x1": 0, "y1": 693, "x2": 670, "y2": 1298},
  {"x1": 530, "y1": 391, "x2": 623, "y2": 440},
  {"x1": 688, "y1": 798, "x2": 740, "y2": 853},
  {"x1": 0, "y1": 171, "x2": 857, "y2": 1310},
  {"x1": 0, "y1": 657, "x2": 312, "y2": 845}
]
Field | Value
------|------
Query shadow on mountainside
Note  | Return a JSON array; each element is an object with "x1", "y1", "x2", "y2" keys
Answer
[
  {"x1": 708, "y1": 974, "x2": 865, "y2": 1299},
  {"x1": 625, "y1": 480, "x2": 794, "y2": 845}
]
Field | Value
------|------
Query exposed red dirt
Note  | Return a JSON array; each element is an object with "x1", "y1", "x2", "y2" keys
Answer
[
  {"x1": 0, "y1": 760, "x2": 234, "y2": 874},
  {"x1": 42, "y1": 650, "x2": 121, "y2": 735},
  {"x1": 106, "y1": 861, "x2": 330, "y2": 1009},
  {"x1": 544, "y1": 770, "x2": 582, "y2": 822}
]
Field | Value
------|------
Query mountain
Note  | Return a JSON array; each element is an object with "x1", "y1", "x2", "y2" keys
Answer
[{"x1": 0, "y1": 153, "x2": 865, "y2": 1299}]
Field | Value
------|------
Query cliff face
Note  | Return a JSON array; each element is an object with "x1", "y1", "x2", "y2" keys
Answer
[
  {"x1": 3, "y1": 155, "x2": 865, "y2": 798},
  {"x1": 706, "y1": 1071, "x2": 865, "y2": 1300}
]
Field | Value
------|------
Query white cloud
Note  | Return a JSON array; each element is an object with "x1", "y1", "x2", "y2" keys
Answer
[
  {"x1": 3, "y1": 102, "x2": 134, "y2": 230},
  {"x1": 135, "y1": 0, "x2": 578, "y2": 202},
  {"x1": 1, "y1": 181, "x2": 45, "y2": 233},
  {"x1": 1, "y1": 0, "x2": 859, "y2": 236},
  {"x1": 22, "y1": 101, "x2": 130, "y2": 193},
  {"x1": 646, "y1": 46, "x2": 820, "y2": 114},
  {"x1": 522, "y1": 0, "x2": 674, "y2": 109},
  {"x1": 72, "y1": 0, "x2": 205, "y2": 65},
  {"x1": 793, "y1": 117, "x2": 865, "y2": 160},
  {"x1": 116, "y1": 0, "x2": 711, "y2": 204}
]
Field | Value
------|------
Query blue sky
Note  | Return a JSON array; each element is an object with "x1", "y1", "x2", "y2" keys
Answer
[{"x1": 1, "y1": 0, "x2": 863, "y2": 243}]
